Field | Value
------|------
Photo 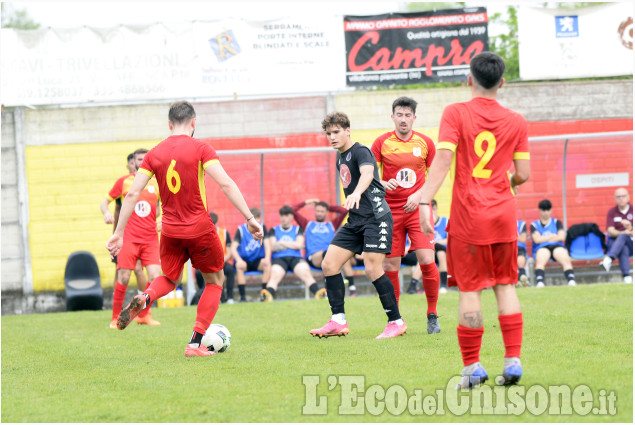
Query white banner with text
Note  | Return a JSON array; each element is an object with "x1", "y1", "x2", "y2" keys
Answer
[
  {"x1": 518, "y1": 3, "x2": 633, "y2": 80},
  {"x1": 0, "y1": 18, "x2": 346, "y2": 106}
]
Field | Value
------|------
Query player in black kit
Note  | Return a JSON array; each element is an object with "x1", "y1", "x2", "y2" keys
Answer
[{"x1": 310, "y1": 112, "x2": 407, "y2": 339}]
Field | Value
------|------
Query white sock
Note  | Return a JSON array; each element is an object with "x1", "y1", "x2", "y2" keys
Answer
[
  {"x1": 389, "y1": 318, "x2": 404, "y2": 325},
  {"x1": 331, "y1": 313, "x2": 346, "y2": 324}
]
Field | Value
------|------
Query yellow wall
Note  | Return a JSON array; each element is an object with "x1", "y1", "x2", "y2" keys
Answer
[{"x1": 26, "y1": 140, "x2": 161, "y2": 292}]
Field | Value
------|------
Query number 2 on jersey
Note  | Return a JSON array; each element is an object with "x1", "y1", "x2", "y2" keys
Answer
[
  {"x1": 167, "y1": 159, "x2": 181, "y2": 194},
  {"x1": 472, "y1": 131, "x2": 496, "y2": 179}
]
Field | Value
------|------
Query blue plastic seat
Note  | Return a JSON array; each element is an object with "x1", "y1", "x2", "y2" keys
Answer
[{"x1": 569, "y1": 233, "x2": 605, "y2": 260}]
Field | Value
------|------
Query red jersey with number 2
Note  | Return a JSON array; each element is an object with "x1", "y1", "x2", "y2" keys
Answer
[
  {"x1": 138, "y1": 135, "x2": 220, "y2": 239},
  {"x1": 438, "y1": 97, "x2": 530, "y2": 245}
]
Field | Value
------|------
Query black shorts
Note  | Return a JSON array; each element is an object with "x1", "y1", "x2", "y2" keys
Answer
[
  {"x1": 536, "y1": 244, "x2": 565, "y2": 261},
  {"x1": 272, "y1": 256, "x2": 306, "y2": 272},
  {"x1": 330, "y1": 214, "x2": 393, "y2": 255},
  {"x1": 434, "y1": 243, "x2": 447, "y2": 252},
  {"x1": 517, "y1": 247, "x2": 527, "y2": 257},
  {"x1": 307, "y1": 251, "x2": 327, "y2": 269},
  {"x1": 401, "y1": 250, "x2": 418, "y2": 266},
  {"x1": 245, "y1": 258, "x2": 263, "y2": 272}
]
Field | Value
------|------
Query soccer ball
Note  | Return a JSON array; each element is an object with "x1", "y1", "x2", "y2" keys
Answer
[{"x1": 201, "y1": 324, "x2": 231, "y2": 353}]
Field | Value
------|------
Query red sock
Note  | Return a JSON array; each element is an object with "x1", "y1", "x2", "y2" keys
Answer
[
  {"x1": 457, "y1": 325, "x2": 484, "y2": 366},
  {"x1": 112, "y1": 282, "x2": 127, "y2": 320},
  {"x1": 194, "y1": 284, "x2": 223, "y2": 335},
  {"x1": 137, "y1": 282, "x2": 152, "y2": 318},
  {"x1": 145, "y1": 275, "x2": 175, "y2": 310},
  {"x1": 499, "y1": 313, "x2": 523, "y2": 358},
  {"x1": 384, "y1": 270, "x2": 400, "y2": 306},
  {"x1": 420, "y1": 262, "x2": 439, "y2": 315}
]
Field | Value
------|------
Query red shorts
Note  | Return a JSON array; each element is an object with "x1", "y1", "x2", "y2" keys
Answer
[
  {"x1": 160, "y1": 230, "x2": 224, "y2": 281},
  {"x1": 387, "y1": 204, "x2": 435, "y2": 258},
  {"x1": 447, "y1": 236, "x2": 517, "y2": 292},
  {"x1": 117, "y1": 240, "x2": 160, "y2": 270}
]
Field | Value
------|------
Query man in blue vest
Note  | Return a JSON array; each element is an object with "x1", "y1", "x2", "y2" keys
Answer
[
  {"x1": 517, "y1": 219, "x2": 529, "y2": 287},
  {"x1": 292, "y1": 198, "x2": 359, "y2": 296},
  {"x1": 261, "y1": 205, "x2": 326, "y2": 302},
  {"x1": 431, "y1": 199, "x2": 449, "y2": 294},
  {"x1": 530, "y1": 199, "x2": 576, "y2": 287},
  {"x1": 230, "y1": 207, "x2": 271, "y2": 302}
]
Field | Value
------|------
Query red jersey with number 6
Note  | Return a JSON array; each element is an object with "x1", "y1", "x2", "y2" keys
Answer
[
  {"x1": 438, "y1": 97, "x2": 529, "y2": 245},
  {"x1": 107, "y1": 173, "x2": 160, "y2": 244},
  {"x1": 138, "y1": 135, "x2": 219, "y2": 239}
]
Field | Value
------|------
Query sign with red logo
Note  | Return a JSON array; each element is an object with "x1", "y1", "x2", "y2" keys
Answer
[
  {"x1": 344, "y1": 8, "x2": 489, "y2": 87},
  {"x1": 339, "y1": 164, "x2": 352, "y2": 189}
]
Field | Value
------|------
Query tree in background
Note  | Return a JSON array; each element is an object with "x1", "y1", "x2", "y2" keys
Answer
[
  {"x1": 488, "y1": 5, "x2": 519, "y2": 81},
  {"x1": 1, "y1": 3, "x2": 40, "y2": 30}
]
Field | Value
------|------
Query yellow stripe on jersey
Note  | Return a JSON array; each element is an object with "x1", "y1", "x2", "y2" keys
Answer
[
  {"x1": 107, "y1": 195, "x2": 116, "y2": 202},
  {"x1": 198, "y1": 161, "x2": 207, "y2": 211},
  {"x1": 377, "y1": 161, "x2": 383, "y2": 179},
  {"x1": 437, "y1": 141, "x2": 457, "y2": 152},
  {"x1": 203, "y1": 159, "x2": 220, "y2": 170},
  {"x1": 513, "y1": 152, "x2": 530, "y2": 160},
  {"x1": 138, "y1": 168, "x2": 154, "y2": 178}
]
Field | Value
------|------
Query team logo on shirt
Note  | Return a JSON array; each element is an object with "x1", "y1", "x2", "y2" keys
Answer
[
  {"x1": 346, "y1": 152, "x2": 352, "y2": 161},
  {"x1": 413, "y1": 147, "x2": 421, "y2": 157},
  {"x1": 396, "y1": 168, "x2": 416, "y2": 188},
  {"x1": 134, "y1": 201, "x2": 152, "y2": 218},
  {"x1": 339, "y1": 164, "x2": 352, "y2": 189}
]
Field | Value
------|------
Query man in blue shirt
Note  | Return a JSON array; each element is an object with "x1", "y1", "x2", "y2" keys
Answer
[
  {"x1": 260, "y1": 205, "x2": 325, "y2": 302},
  {"x1": 530, "y1": 199, "x2": 576, "y2": 287},
  {"x1": 231, "y1": 207, "x2": 271, "y2": 302}
]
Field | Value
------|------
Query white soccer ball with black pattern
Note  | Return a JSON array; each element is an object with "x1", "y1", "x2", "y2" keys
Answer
[{"x1": 201, "y1": 324, "x2": 231, "y2": 353}]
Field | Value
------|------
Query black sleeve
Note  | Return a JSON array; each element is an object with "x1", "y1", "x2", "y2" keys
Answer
[
  {"x1": 297, "y1": 227, "x2": 304, "y2": 236},
  {"x1": 354, "y1": 145, "x2": 376, "y2": 168},
  {"x1": 519, "y1": 222, "x2": 526, "y2": 234},
  {"x1": 530, "y1": 224, "x2": 536, "y2": 234},
  {"x1": 267, "y1": 228, "x2": 276, "y2": 238},
  {"x1": 556, "y1": 220, "x2": 564, "y2": 231},
  {"x1": 233, "y1": 228, "x2": 242, "y2": 244},
  {"x1": 225, "y1": 230, "x2": 232, "y2": 245}
]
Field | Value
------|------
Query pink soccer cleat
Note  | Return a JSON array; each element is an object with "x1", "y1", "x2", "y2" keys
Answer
[
  {"x1": 184, "y1": 345, "x2": 216, "y2": 357},
  {"x1": 376, "y1": 321, "x2": 407, "y2": 339},
  {"x1": 310, "y1": 320, "x2": 349, "y2": 338}
]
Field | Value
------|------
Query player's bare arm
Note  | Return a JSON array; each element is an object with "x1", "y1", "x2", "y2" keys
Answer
[
  {"x1": 205, "y1": 162, "x2": 263, "y2": 240},
  {"x1": 344, "y1": 164, "x2": 374, "y2": 210},
  {"x1": 100, "y1": 197, "x2": 114, "y2": 224},
  {"x1": 106, "y1": 172, "x2": 151, "y2": 258},
  {"x1": 418, "y1": 149, "x2": 454, "y2": 235}
]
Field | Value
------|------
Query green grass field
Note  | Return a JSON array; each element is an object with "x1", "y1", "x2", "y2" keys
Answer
[{"x1": 2, "y1": 283, "x2": 632, "y2": 423}]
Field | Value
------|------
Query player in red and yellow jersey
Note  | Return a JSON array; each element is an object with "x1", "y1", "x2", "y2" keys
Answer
[
  {"x1": 101, "y1": 148, "x2": 162, "y2": 328},
  {"x1": 107, "y1": 100, "x2": 263, "y2": 357},
  {"x1": 418, "y1": 52, "x2": 530, "y2": 389},
  {"x1": 371, "y1": 96, "x2": 441, "y2": 335}
]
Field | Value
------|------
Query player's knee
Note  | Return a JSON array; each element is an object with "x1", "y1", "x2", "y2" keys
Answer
[{"x1": 321, "y1": 257, "x2": 339, "y2": 275}]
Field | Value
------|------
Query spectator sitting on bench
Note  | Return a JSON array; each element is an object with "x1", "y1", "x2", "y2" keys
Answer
[
  {"x1": 432, "y1": 199, "x2": 449, "y2": 293},
  {"x1": 230, "y1": 207, "x2": 271, "y2": 302},
  {"x1": 530, "y1": 199, "x2": 576, "y2": 287},
  {"x1": 600, "y1": 187, "x2": 633, "y2": 283},
  {"x1": 260, "y1": 205, "x2": 326, "y2": 302},
  {"x1": 517, "y1": 219, "x2": 529, "y2": 287},
  {"x1": 292, "y1": 198, "x2": 358, "y2": 296}
]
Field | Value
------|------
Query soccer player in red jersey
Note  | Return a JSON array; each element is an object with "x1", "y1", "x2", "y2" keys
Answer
[
  {"x1": 418, "y1": 52, "x2": 530, "y2": 388},
  {"x1": 101, "y1": 149, "x2": 162, "y2": 328},
  {"x1": 107, "y1": 101, "x2": 263, "y2": 357},
  {"x1": 371, "y1": 96, "x2": 441, "y2": 334}
]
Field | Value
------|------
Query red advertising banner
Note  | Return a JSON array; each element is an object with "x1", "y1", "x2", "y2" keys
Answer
[{"x1": 344, "y1": 8, "x2": 489, "y2": 87}]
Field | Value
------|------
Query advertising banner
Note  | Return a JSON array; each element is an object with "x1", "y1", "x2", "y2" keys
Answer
[
  {"x1": 518, "y1": 2, "x2": 633, "y2": 80},
  {"x1": 343, "y1": 8, "x2": 489, "y2": 87},
  {"x1": 0, "y1": 17, "x2": 345, "y2": 106}
]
